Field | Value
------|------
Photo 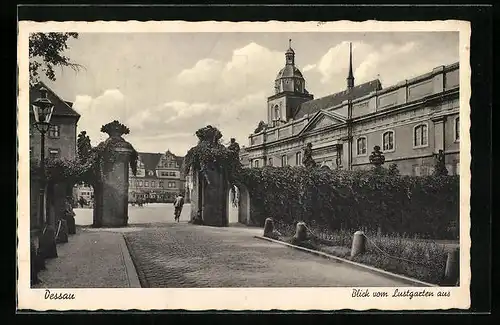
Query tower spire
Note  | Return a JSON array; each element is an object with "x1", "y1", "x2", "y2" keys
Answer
[
  {"x1": 347, "y1": 42, "x2": 355, "y2": 90},
  {"x1": 289, "y1": 38, "x2": 292, "y2": 48}
]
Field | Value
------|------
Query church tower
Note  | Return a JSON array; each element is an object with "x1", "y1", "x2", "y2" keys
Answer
[{"x1": 267, "y1": 39, "x2": 314, "y2": 127}]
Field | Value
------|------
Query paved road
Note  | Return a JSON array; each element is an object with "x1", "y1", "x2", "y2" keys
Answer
[
  {"x1": 74, "y1": 203, "x2": 192, "y2": 226},
  {"x1": 124, "y1": 223, "x2": 414, "y2": 288}
]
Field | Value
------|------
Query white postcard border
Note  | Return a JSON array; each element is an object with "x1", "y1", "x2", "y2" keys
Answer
[{"x1": 17, "y1": 20, "x2": 472, "y2": 311}]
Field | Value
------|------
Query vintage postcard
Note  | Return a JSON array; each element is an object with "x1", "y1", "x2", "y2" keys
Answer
[{"x1": 17, "y1": 20, "x2": 471, "y2": 311}]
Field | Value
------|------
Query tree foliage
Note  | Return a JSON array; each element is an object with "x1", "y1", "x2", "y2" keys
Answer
[
  {"x1": 77, "y1": 131, "x2": 92, "y2": 163},
  {"x1": 29, "y1": 32, "x2": 81, "y2": 86},
  {"x1": 31, "y1": 122, "x2": 138, "y2": 187},
  {"x1": 184, "y1": 125, "x2": 242, "y2": 185}
]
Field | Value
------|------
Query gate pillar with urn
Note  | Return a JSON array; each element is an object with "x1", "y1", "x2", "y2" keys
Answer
[{"x1": 92, "y1": 121, "x2": 138, "y2": 228}]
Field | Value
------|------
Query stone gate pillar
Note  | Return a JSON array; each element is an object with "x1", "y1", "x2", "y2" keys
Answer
[
  {"x1": 93, "y1": 120, "x2": 137, "y2": 228},
  {"x1": 101, "y1": 147, "x2": 133, "y2": 227}
]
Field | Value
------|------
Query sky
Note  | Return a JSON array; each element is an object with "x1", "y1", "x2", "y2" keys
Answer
[{"x1": 39, "y1": 31, "x2": 459, "y2": 156}]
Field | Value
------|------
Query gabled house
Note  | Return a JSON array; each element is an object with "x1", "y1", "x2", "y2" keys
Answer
[{"x1": 128, "y1": 150, "x2": 185, "y2": 203}]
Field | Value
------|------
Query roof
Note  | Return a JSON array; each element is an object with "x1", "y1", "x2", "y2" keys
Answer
[
  {"x1": 138, "y1": 152, "x2": 162, "y2": 171},
  {"x1": 138, "y1": 151, "x2": 185, "y2": 172},
  {"x1": 29, "y1": 81, "x2": 80, "y2": 118},
  {"x1": 293, "y1": 79, "x2": 382, "y2": 119},
  {"x1": 276, "y1": 65, "x2": 304, "y2": 80}
]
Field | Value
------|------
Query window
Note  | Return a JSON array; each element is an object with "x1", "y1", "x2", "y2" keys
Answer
[
  {"x1": 144, "y1": 181, "x2": 149, "y2": 187},
  {"x1": 382, "y1": 131, "x2": 395, "y2": 152},
  {"x1": 455, "y1": 162, "x2": 460, "y2": 175},
  {"x1": 159, "y1": 181, "x2": 163, "y2": 187},
  {"x1": 413, "y1": 124, "x2": 428, "y2": 147},
  {"x1": 357, "y1": 137, "x2": 367, "y2": 155},
  {"x1": 151, "y1": 181, "x2": 156, "y2": 188},
  {"x1": 268, "y1": 157, "x2": 273, "y2": 166},
  {"x1": 176, "y1": 162, "x2": 179, "y2": 168},
  {"x1": 296, "y1": 152, "x2": 302, "y2": 166},
  {"x1": 253, "y1": 159, "x2": 259, "y2": 168},
  {"x1": 454, "y1": 117, "x2": 460, "y2": 142},
  {"x1": 168, "y1": 162, "x2": 175, "y2": 168},
  {"x1": 413, "y1": 165, "x2": 421, "y2": 176},
  {"x1": 168, "y1": 182, "x2": 176, "y2": 188},
  {"x1": 138, "y1": 181, "x2": 143, "y2": 187},
  {"x1": 48, "y1": 125, "x2": 60, "y2": 138},
  {"x1": 48, "y1": 148, "x2": 60, "y2": 159},
  {"x1": 274, "y1": 105, "x2": 280, "y2": 121},
  {"x1": 281, "y1": 155, "x2": 288, "y2": 167}
]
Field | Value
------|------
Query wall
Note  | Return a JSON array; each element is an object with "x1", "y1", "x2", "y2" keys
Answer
[{"x1": 30, "y1": 115, "x2": 78, "y2": 161}]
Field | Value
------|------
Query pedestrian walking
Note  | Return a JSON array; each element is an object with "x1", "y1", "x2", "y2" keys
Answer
[{"x1": 173, "y1": 193, "x2": 185, "y2": 222}]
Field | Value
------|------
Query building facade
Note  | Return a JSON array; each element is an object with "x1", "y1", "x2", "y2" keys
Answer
[
  {"x1": 128, "y1": 150, "x2": 185, "y2": 202},
  {"x1": 29, "y1": 82, "x2": 80, "y2": 229},
  {"x1": 241, "y1": 42, "x2": 460, "y2": 176},
  {"x1": 29, "y1": 82, "x2": 80, "y2": 161}
]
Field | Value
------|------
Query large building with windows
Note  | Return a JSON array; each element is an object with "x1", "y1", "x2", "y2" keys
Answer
[
  {"x1": 128, "y1": 150, "x2": 185, "y2": 202},
  {"x1": 240, "y1": 42, "x2": 460, "y2": 176}
]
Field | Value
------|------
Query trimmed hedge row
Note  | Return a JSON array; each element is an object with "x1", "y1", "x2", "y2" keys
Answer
[{"x1": 237, "y1": 166, "x2": 459, "y2": 240}]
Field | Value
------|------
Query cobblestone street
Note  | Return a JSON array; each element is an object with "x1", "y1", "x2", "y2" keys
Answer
[{"x1": 123, "y1": 221, "x2": 414, "y2": 288}]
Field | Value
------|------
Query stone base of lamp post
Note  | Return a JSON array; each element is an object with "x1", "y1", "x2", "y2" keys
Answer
[
  {"x1": 66, "y1": 215, "x2": 76, "y2": 234},
  {"x1": 56, "y1": 219, "x2": 69, "y2": 244},
  {"x1": 39, "y1": 225, "x2": 58, "y2": 259}
]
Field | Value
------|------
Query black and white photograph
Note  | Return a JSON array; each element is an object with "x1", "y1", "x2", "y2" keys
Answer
[{"x1": 17, "y1": 20, "x2": 471, "y2": 310}]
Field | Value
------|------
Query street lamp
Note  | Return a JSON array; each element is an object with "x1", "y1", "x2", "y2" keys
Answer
[{"x1": 32, "y1": 87, "x2": 54, "y2": 230}]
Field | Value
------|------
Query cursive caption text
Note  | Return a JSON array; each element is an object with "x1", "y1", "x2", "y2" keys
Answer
[
  {"x1": 352, "y1": 288, "x2": 450, "y2": 299},
  {"x1": 44, "y1": 289, "x2": 75, "y2": 300}
]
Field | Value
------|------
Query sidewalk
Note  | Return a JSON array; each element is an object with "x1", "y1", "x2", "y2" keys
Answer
[{"x1": 33, "y1": 226, "x2": 141, "y2": 288}]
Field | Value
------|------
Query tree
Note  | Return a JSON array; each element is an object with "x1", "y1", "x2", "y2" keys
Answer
[
  {"x1": 77, "y1": 131, "x2": 92, "y2": 163},
  {"x1": 29, "y1": 32, "x2": 82, "y2": 86}
]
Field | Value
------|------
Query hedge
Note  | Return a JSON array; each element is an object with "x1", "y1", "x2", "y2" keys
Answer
[{"x1": 236, "y1": 166, "x2": 459, "y2": 240}]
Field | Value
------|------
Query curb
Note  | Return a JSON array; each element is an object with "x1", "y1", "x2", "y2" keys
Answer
[
  {"x1": 254, "y1": 235, "x2": 438, "y2": 287},
  {"x1": 119, "y1": 234, "x2": 141, "y2": 288}
]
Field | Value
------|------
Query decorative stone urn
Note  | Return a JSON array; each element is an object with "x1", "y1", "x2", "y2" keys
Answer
[{"x1": 94, "y1": 121, "x2": 137, "y2": 228}]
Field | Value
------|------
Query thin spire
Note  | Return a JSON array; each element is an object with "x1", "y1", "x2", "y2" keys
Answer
[
  {"x1": 289, "y1": 39, "x2": 292, "y2": 48},
  {"x1": 347, "y1": 42, "x2": 355, "y2": 90}
]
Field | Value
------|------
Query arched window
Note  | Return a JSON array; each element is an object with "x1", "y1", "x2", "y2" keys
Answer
[
  {"x1": 357, "y1": 137, "x2": 367, "y2": 155},
  {"x1": 281, "y1": 155, "x2": 288, "y2": 167},
  {"x1": 454, "y1": 116, "x2": 460, "y2": 142},
  {"x1": 382, "y1": 130, "x2": 395, "y2": 152},
  {"x1": 413, "y1": 123, "x2": 428, "y2": 148},
  {"x1": 296, "y1": 151, "x2": 302, "y2": 166}
]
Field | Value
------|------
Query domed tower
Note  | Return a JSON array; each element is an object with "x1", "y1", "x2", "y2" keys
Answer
[{"x1": 267, "y1": 39, "x2": 314, "y2": 127}]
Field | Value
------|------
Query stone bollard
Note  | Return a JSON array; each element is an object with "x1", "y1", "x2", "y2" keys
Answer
[
  {"x1": 351, "y1": 230, "x2": 366, "y2": 257},
  {"x1": 56, "y1": 219, "x2": 69, "y2": 244},
  {"x1": 443, "y1": 247, "x2": 460, "y2": 286},
  {"x1": 293, "y1": 222, "x2": 308, "y2": 242},
  {"x1": 39, "y1": 226, "x2": 58, "y2": 259},
  {"x1": 263, "y1": 218, "x2": 274, "y2": 238}
]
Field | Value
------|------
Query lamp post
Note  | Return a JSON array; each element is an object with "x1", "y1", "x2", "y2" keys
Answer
[{"x1": 32, "y1": 87, "x2": 54, "y2": 231}]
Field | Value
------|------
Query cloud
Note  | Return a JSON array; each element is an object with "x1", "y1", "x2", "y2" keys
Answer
[
  {"x1": 177, "y1": 58, "x2": 223, "y2": 86},
  {"x1": 174, "y1": 42, "x2": 283, "y2": 102},
  {"x1": 303, "y1": 64, "x2": 316, "y2": 72},
  {"x1": 72, "y1": 89, "x2": 128, "y2": 146},
  {"x1": 303, "y1": 40, "x2": 454, "y2": 94},
  {"x1": 124, "y1": 91, "x2": 267, "y2": 155}
]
